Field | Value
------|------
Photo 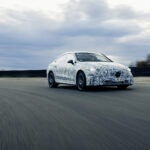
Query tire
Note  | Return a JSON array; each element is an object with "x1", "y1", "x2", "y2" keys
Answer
[
  {"x1": 48, "y1": 72, "x2": 58, "y2": 88},
  {"x1": 117, "y1": 85, "x2": 129, "y2": 89},
  {"x1": 77, "y1": 72, "x2": 86, "y2": 91}
]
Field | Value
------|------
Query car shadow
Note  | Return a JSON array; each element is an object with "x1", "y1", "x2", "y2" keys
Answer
[{"x1": 56, "y1": 84, "x2": 134, "y2": 92}]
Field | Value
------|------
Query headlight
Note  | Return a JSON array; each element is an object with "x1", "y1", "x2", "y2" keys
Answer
[
  {"x1": 90, "y1": 68, "x2": 96, "y2": 72},
  {"x1": 127, "y1": 68, "x2": 131, "y2": 72}
]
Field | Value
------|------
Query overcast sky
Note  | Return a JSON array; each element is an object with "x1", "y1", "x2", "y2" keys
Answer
[{"x1": 0, "y1": 0, "x2": 150, "y2": 70}]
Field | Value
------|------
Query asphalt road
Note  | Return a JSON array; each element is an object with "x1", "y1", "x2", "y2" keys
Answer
[{"x1": 0, "y1": 77, "x2": 150, "y2": 150}]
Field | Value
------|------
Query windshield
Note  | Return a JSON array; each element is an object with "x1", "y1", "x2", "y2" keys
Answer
[{"x1": 75, "y1": 53, "x2": 112, "y2": 62}]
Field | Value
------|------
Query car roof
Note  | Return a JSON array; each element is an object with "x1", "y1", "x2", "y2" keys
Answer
[
  {"x1": 63, "y1": 51, "x2": 102, "y2": 55},
  {"x1": 53, "y1": 51, "x2": 103, "y2": 62}
]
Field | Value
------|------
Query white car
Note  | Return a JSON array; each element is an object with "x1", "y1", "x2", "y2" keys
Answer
[{"x1": 47, "y1": 52, "x2": 134, "y2": 91}]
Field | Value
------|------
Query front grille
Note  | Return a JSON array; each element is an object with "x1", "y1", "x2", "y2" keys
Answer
[{"x1": 115, "y1": 72, "x2": 121, "y2": 78}]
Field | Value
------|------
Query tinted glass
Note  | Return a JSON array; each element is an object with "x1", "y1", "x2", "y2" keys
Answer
[
  {"x1": 56, "y1": 55, "x2": 66, "y2": 63},
  {"x1": 75, "y1": 53, "x2": 112, "y2": 62}
]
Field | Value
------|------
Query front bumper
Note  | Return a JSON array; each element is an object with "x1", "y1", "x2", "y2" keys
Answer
[
  {"x1": 86, "y1": 70, "x2": 134, "y2": 86},
  {"x1": 87, "y1": 76, "x2": 133, "y2": 86}
]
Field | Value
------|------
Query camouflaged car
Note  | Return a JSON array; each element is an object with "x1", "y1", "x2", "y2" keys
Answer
[{"x1": 47, "y1": 52, "x2": 134, "y2": 91}]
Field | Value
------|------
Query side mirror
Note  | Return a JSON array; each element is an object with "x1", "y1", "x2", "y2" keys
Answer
[{"x1": 67, "y1": 60, "x2": 74, "y2": 65}]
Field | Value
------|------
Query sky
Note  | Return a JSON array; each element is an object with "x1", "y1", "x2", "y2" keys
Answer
[{"x1": 0, "y1": 0, "x2": 150, "y2": 70}]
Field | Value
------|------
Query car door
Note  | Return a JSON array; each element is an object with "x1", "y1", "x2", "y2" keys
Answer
[
  {"x1": 54, "y1": 55, "x2": 67, "y2": 83},
  {"x1": 64, "y1": 53, "x2": 76, "y2": 84}
]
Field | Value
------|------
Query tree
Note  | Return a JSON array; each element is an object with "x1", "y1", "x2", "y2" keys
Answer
[
  {"x1": 147, "y1": 54, "x2": 150, "y2": 65},
  {"x1": 136, "y1": 61, "x2": 147, "y2": 67}
]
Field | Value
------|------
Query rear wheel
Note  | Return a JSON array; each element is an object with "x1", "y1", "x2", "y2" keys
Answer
[
  {"x1": 48, "y1": 72, "x2": 58, "y2": 88},
  {"x1": 117, "y1": 85, "x2": 129, "y2": 89},
  {"x1": 77, "y1": 72, "x2": 86, "y2": 91}
]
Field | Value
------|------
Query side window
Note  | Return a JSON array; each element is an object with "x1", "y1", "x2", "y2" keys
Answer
[
  {"x1": 56, "y1": 55, "x2": 66, "y2": 63},
  {"x1": 66, "y1": 54, "x2": 75, "y2": 63}
]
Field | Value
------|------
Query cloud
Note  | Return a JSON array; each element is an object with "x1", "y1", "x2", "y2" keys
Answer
[{"x1": 0, "y1": 0, "x2": 150, "y2": 69}]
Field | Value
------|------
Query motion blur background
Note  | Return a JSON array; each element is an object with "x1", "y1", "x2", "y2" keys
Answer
[
  {"x1": 0, "y1": 1, "x2": 150, "y2": 150},
  {"x1": 0, "y1": 0, "x2": 150, "y2": 70}
]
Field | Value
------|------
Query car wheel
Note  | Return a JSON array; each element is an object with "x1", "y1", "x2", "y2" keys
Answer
[
  {"x1": 117, "y1": 85, "x2": 128, "y2": 89},
  {"x1": 48, "y1": 72, "x2": 58, "y2": 88},
  {"x1": 77, "y1": 72, "x2": 86, "y2": 91}
]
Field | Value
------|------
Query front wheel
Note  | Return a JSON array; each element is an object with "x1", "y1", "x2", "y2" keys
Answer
[
  {"x1": 77, "y1": 72, "x2": 86, "y2": 91},
  {"x1": 48, "y1": 72, "x2": 58, "y2": 88},
  {"x1": 117, "y1": 85, "x2": 129, "y2": 89}
]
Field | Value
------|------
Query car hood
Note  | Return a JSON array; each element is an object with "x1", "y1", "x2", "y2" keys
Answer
[{"x1": 78, "y1": 62, "x2": 129, "y2": 71}]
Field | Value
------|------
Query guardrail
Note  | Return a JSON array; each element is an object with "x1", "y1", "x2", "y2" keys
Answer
[
  {"x1": 130, "y1": 67, "x2": 150, "y2": 76},
  {"x1": 0, "y1": 70, "x2": 46, "y2": 77},
  {"x1": 0, "y1": 67, "x2": 150, "y2": 77}
]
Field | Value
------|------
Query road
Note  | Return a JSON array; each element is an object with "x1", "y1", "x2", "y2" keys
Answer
[{"x1": 0, "y1": 77, "x2": 150, "y2": 150}]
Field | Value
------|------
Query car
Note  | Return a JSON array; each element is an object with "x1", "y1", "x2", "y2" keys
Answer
[{"x1": 47, "y1": 52, "x2": 134, "y2": 91}]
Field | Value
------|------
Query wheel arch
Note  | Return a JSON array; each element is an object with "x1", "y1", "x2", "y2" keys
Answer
[
  {"x1": 76, "y1": 70, "x2": 87, "y2": 85},
  {"x1": 47, "y1": 70, "x2": 54, "y2": 78}
]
